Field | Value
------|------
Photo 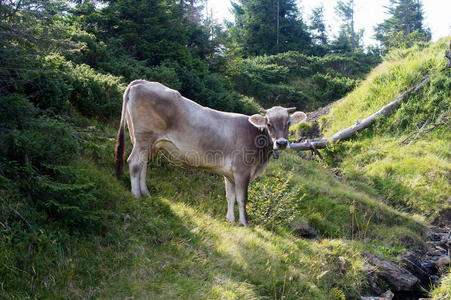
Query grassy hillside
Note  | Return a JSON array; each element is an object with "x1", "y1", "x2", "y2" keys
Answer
[{"x1": 322, "y1": 37, "x2": 451, "y2": 219}]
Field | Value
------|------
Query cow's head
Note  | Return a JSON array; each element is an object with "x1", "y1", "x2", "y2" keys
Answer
[{"x1": 249, "y1": 106, "x2": 306, "y2": 150}]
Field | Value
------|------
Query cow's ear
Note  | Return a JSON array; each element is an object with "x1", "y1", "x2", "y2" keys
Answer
[
  {"x1": 248, "y1": 114, "x2": 267, "y2": 129},
  {"x1": 290, "y1": 111, "x2": 307, "y2": 124}
]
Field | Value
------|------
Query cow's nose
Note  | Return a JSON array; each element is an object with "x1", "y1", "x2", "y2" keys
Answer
[{"x1": 276, "y1": 139, "x2": 288, "y2": 148}]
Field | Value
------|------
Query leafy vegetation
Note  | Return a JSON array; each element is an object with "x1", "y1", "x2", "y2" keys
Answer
[{"x1": 230, "y1": 51, "x2": 380, "y2": 109}]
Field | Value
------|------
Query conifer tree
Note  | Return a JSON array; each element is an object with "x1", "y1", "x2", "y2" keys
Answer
[
  {"x1": 229, "y1": 0, "x2": 311, "y2": 56},
  {"x1": 375, "y1": 0, "x2": 431, "y2": 49},
  {"x1": 309, "y1": 5, "x2": 328, "y2": 47}
]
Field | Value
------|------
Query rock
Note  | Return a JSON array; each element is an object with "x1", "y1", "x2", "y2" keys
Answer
[
  {"x1": 401, "y1": 251, "x2": 430, "y2": 282},
  {"x1": 426, "y1": 248, "x2": 443, "y2": 256},
  {"x1": 380, "y1": 290, "x2": 394, "y2": 300},
  {"x1": 367, "y1": 254, "x2": 419, "y2": 292},
  {"x1": 435, "y1": 255, "x2": 451, "y2": 268},
  {"x1": 360, "y1": 291, "x2": 393, "y2": 300},
  {"x1": 363, "y1": 264, "x2": 384, "y2": 295},
  {"x1": 420, "y1": 260, "x2": 437, "y2": 274}
]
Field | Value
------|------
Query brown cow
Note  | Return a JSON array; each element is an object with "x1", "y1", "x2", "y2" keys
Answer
[{"x1": 115, "y1": 80, "x2": 306, "y2": 226}]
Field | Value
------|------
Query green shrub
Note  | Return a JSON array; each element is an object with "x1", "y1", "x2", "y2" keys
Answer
[
  {"x1": 230, "y1": 51, "x2": 379, "y2": 109},
  {"x1": 248, "y1": 169, "x2": 305, "y2": 229},
  {"x1": 312, "y1": 73, "x2": 359, "y2": 105},
  {"x1": 69, "y1": 64, "x2": 124, "y2": 119},
  {"x1": 0, "y1": 94, "x2": 37, "y2": 130}
]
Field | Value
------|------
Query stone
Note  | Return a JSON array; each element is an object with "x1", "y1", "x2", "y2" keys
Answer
[
  {"x1": 380, "y1": 290, "x2": 394, "y2": 300},
  {"x1": 367, "y1": 255, "x2": 419, "y2": 292},
  {"x1": 435, "y1": 255, "x2": 451, "y2": 268}
]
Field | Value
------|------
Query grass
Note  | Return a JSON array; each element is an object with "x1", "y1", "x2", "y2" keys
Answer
[
  {"x1": 430, "y1": 269, "x2": 451, "y2": 300},
  {"x1": 322, "y1": 37, "x2": 451, "y2": 218},
  {"x1": 1, "y1": 124, "x2": 430, "y2": 298}
]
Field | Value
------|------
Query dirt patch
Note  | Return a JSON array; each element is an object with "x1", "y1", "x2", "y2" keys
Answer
[{"x1": 306, "y1": 98, "x2": 343, "y2": 123}]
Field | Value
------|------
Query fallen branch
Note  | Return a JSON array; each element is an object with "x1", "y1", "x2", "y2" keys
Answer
[
  {"x1": 400, "y1": 113, "x2": 449, "y2": 145},
  {"x1": 290, "y1": 44, "x2": 451, "y2": 152}
]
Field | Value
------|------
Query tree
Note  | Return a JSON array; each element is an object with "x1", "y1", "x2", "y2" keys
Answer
[
  {"x1": 229, "y1": 0, "x2": 311, "y2": 56},
  {"x1": 334, "y1": 0, "x2": 358, "y2": 52},
  {"x1": 75, "y1": 0, "x2": 212, "y2": 66},
  {"x1": 309, "y1": 5, "x2": 327, "y2": 47},
  {"x1": 375, "y1": 0, "x2": 431, "y2": 49}
]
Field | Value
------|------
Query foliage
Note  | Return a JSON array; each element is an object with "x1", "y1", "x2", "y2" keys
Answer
[
  {"x1": 229, "y1": 0, "x2": 311, "y2": 56},
  {"x1": 309, "y1": 5, "x2": 328, "y2": 47},
  {"x1": 374, "y1": 0, "x2": 431, "y2": 50},
  {"x1": 430, "y1": 270, "x2": 451, "y2": 300},
  {"x1": 333, "y1": 0, "x2": 364, "y2": 53},
  {"x1": 248, "y1": 169, "x2": 305, "y2": 229},
  {"x1": 230, "y1": 51, "x2": 379, "y2": 109}
]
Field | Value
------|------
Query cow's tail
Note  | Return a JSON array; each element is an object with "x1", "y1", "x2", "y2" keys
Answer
[{"x1": 115, "y1": 83, "x2": 132, "y2": 180}]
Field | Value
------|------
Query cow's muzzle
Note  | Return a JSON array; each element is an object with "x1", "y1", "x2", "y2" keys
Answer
[{"x1": 274, "y1": 138, "x2": 289, "y2": 150}]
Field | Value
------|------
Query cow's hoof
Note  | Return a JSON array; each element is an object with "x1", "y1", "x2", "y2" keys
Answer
[
  {"x1": 225, "y1": 217, "x2": 236, "y2": 225},
  {"x1": 239, "y1": 221, "x2": 248, "y2": 227}
]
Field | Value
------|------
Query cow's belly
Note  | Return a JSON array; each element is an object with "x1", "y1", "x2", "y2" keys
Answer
[{"x1": 154, "y1": 139, "x2": 233, "y2": 177}]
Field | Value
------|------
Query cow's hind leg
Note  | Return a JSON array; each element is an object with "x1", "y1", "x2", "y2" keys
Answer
[
  {"x1": 127, "y1": 142, "x2": 148, "y2": 198},
  {"x1": 139, "y1": 147, "x2": 150, "y2": 197},
  {"x1": 224, "y1": 177, "x2": 236, "y2": 224}
]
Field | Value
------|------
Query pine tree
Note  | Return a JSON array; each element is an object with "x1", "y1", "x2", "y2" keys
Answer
[
  {"x1": 309, "y1": 5, "x2": 327, "y2": 47},
  {"x1": 229, "y1": 0, "x2": 311, "y2": 56},
  {"x1": 375, "y1": 0, "x2": 431, "y2": 49},
  {"x1": 335, "y1": 0, "x2": 356, "y2": 52}
]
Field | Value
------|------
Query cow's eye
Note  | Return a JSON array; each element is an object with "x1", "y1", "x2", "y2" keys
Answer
[
  {"x1": 267, "y1": 123, "x2": 272, "y2": 128},
  {"x1": 287, "y1": 121, "x2": 291, "y2": 126}
]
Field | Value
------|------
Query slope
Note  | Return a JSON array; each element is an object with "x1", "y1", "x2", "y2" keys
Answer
[{"x1": 322, "y1": 37, "x2": 451, "y2": 219}]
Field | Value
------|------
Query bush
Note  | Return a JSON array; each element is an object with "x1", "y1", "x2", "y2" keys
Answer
[
  {"x1": 248, "y1": 169, "x2": 305, "y2": 229},
  {"x1": 312, "y1": 73, "x2": 359, "y2": 105},
  {"x1": 230, "y1": 51, "x2": 379, "y2": 109},
  {"x1": 69, "y1": 64, "x2": 124, "y2": 119}
]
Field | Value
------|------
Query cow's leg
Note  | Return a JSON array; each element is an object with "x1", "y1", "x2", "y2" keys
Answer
[
  {"x1": 139, "y1": 147, "x2": 150, "y2": 197},
  {"x1": 224, "y1": 177, "x2": 236, "y2": 224},
  {"x1": 127, "y1": 142, "x2": 147, "y2": 198},
  {"x1": 125, "y1": 110, "x2": 135, "y2": 145},
  {"x1": 234, "y1": 175, "x2": 250, "y2": 226}
]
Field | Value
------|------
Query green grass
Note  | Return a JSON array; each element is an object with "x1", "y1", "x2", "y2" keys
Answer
[
  {"x1": 431, "y1": 269, "x2": 451, "y2": 300},
  {"x1": 322, "y1": 37, "x2": 451, "y2": 218},
  {"x1": 0, "y1": 122, "x2": 430, "y2": 299}
]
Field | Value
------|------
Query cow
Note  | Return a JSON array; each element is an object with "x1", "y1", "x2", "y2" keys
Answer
[{"x1": 115, "y1": 80, "x2": 306, "y2": 226}]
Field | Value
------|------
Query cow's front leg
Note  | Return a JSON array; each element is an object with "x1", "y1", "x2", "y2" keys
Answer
[
  {"x1": 235, "y1": 175, "x2": 250, "y2": 226},
  {"x1": 224, "y1": 177, "x2": 236, "y2": 224}
]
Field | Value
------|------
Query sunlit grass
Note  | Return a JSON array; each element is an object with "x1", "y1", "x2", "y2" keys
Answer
[{"x1": 322, "y1": 37, "x2": 451, "y2": 217}]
